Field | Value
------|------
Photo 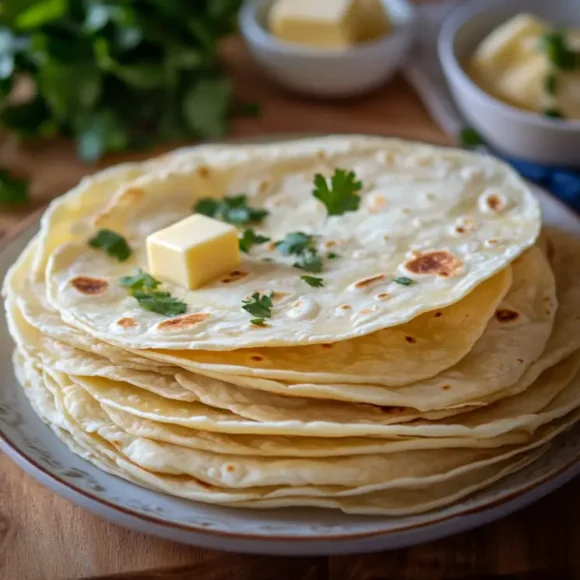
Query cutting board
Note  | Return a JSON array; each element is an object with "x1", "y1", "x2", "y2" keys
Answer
[{"x1": 1, "y1": 37, "x2": 580, "y2": 580}]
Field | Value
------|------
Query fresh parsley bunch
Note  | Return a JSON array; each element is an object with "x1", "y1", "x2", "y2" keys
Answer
[{"x1": 0, "y1": 0, "x2": 247, "y2": 164}]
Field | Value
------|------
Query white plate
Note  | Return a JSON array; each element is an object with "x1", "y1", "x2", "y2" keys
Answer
[{"x1": 1, "y1": 182, "x2": 580, "y2": 556}]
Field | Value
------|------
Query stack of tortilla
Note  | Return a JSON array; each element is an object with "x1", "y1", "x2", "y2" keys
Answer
[{"x1": 5, "y1": 135, "x2": 580, "y2": 515}]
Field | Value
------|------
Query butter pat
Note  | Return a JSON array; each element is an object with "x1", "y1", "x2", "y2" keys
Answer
[
  {"x1": 269, "y1": 0, "x2": 367, "y2": 49},
  {"x1": 146, "y1": 214, "x2": 240, "y2": 290}
]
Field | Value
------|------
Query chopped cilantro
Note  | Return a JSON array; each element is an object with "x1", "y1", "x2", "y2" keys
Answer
[
  {"x1": 132, "y1": 290, "x2": 187, "y2": 317},
  {"x1": 459, "y1": 127, "x2": 484, "y2": 149},
  {"x1": 242, "y1": 292, "x2": 273, "y2": 320},
  {"x1": 120, "y1": 269, "x2": 161, "y2": 293},
  {"x1": 313, "y1": 168, "x2": 362, "y2": 216},
  {"x1": 545, "y1": 72, "x2": 558, "y2": 95},
  {"x1": 0, "y1": 170, "x2": 29, "y2": 205},
  {"x1": 327, "y1": 251, "x2": 340, "y2": 259},
  {"x1": 88, "y1": 229, "x2": 132, "y2": 261},
  {"x1": 301, "y1": 275, "x2": 324, "y2": 288},
  {"x1": 275, "y1": 232, "x2": 315, "y2": 256},
  {"x1": 393, "y1": 276, "x2": 414, "y2": 286},
  {"x1": 239, "y1": 228, "x2": 270, "y2": 254},
  {"x1": 540, "y1": 32, "x2": 578, "y2": 70},
  {"x1": 194, "y1": 195, "x2": 268, "y2": 226},
  {"x1": 294, "y1": 249, "x2": 323, "y2": 273},
  {"x1": 544, "y1": 107, "x2": 565, "y2": 119}
]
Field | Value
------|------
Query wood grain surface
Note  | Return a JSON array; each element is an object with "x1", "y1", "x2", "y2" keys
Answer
[{"x1": 1, "y1": 36, "x2": 580, "y2": 580}]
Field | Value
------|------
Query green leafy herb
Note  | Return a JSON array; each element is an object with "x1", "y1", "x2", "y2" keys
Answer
[
  {"x1": 132, "y1": 290, "x2": 187, "y2": 317},
  {"x1": 544, "y1": 107, "x2": 565, "y2": 119},
  {"x1": 540, "y1": 32, "x2": 578, "y2": 70},
  {"x1": 327, "y1": 251, "x2": 340, "y2": 259},
  {"x1": 239, "y1": 228, "x2": 270, "y2": 254},
  {"x1": 393, "y1": 276, "x2": 414, "y2": 286},
  {"x1": 545, "y1": 71, "x2": 558, "y2": 95},
  {"x1": 294, "y1": 249, "x2": 323, "y2": 273},
  {"x1": 301, "y1": 275, "x2": 324, "y2": 288},
  {"x1": 250, "y1": 317, "x2": 266, "y2": 326},
  {"x1": 242, "y1": 292, "x2": 273, "y2": 320},
  {"x1": 88, "y1": 229, "x2": 132, "y2": 261},
  {"x1": 194, "y1": 195, "x2": 268, "y2": 226},
  {"x1": 119, "y1": 269, "x2": 160, "y2": 293},
  {"x1": 0, "y1": 170, "x2": 29, "y2": 205},
  {"x1": 313, "y1": 168, "x2": 362, "y2": 216},
  {"x1": 459, "y1": 127, "x2": 484, "y2": 149},
  {"x1": 0, "y1": 1, "x2": 253, "y2": 161},
  {"x1": 275, "y1": 232, "x2": 315, "y2": 256}
]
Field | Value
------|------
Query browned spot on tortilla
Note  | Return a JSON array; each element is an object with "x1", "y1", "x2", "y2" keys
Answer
[
  {"x1": 405, "y1": 251, "x2": 463, "y2": 278},
  {"x1": 70, "y1": 276, "x2": 109, "y2": 295},
  {"x1": 517, "y1": 358, "x2": 524, "y2": 363},
  {"x1": 321, "y1": 343, "x2": 333, "y2": 349},
  {"x1": 434, "y1": 311, "x2": 442, "y2": 317},
  {"x1": 405, "y1": 336, "x2": 417, "y2": 344},
  {"x1": 268, "y1": 241, "x2": 277, "y2": 251},
  {"x1": 258, "y1": 179, "x2": 270, "y2": 194},
  {"x1": 197, "y1": 165, "x2": 210, "y2": 179},
  {"x1": 354, "y1": 274, "x2": 385, "y2": 288},
  {"x1": 157, "y1": 313, "x2": 210, "y2": 330},
  {"x1": 117, "y1": 317, "x2": 137, "y2": 328},
  {"x1": 270, "y1": 291, "x2": 288, "y2": 301},
  {"x1": 442, "y1": 385, "x2": 451, "y2": 391},
  {"x1": 221, "y1": 270, "x2": 249, "y2": 284},
  {"x1": 486, "y1": 238, "x2": 499, "y2": 246},
  {"x1": 339, "y1": 304, "x2": 351, "y2": 310},
  {"x1": 455, "y1": 226, "x2": 466, "y2": 234},
  {"x1": 376, "y1": 293, "x2": 390, "y2": 300},
  {"x1": 250, "y1": 355, "x2": 264, "y2": 361},
  {"x1": 379, "y1": 406, "x2": 405, "y2": 414},
  {"x1": 487, "y1": 194, "x2": 503, "y2": 211},
  {"x1": 316, "y1": 150, "x2": 328, "y2": 161},
  {"x1": 226, "y1": 465, "x2": 235, "y2": 472},
  {"x1": 325, "y1": 240, "x2": 337, "y2": 248},
  {"x1": 495, "y1": 309, "x2": 519, "y2": 323}
]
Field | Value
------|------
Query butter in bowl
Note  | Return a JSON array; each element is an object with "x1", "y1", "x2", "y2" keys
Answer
[{"x1": 239, "y1": 0, "x2": 416, "y2": 97}]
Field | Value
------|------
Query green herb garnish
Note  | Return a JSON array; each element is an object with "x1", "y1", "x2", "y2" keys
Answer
[
  {"x1": 250, "y1": 318, "x2": 267, "y2": 326},
  {"x1": 120, "y1": 269, "x2": 160, "y2": 292},
  {"x1": 275, "y1": 232, "x2": 315, "y2": 256},
  {"x1": 313, "y1": 168, "x2": 362, "y2": 216},
  {"x1": 327, "y1": 251, "x2": 340, "y2": 259},
  {"x1": 544, "y1": 107, "x2": 565, "y2": 119},
  {"x1": 132, "y1": 290, "x2": 187, "y2": 317},
  {"x1": 540, "y1": 32, "x2": 578, "y2": 70},
  {"x1": 393, "y1": 277, "x2": 414, "y2": 286},
  {"x1": 545, "y1": 72, "x2": 558, "y2": 95},
  {"x1": 301, "y1": 275, "x2": 324, "y2": 288},
  {"x1": 89, "y1": 229, "x2": 132, "y2": 261},
  {"x1": 459, "y1": 127, "x2": 484, "y2": 149},
  {"x1": 294, "y1": 249, "x2": 323, "y2": 273},
  {"x1": 0, "y1": 1, "x2": 249, "y2": 161},
  {"x1": 242, "y1": 292, "x2": 273, "y2": 321},
  {"x1": 239, "y1": 229, "x2": 270, "y2": 254},
  {"x1": 194, "y1": 195, "x2": 268, "y2": 226},
  {"x1": 0, "y1": 170, "x2": 29, "y2": 205}
]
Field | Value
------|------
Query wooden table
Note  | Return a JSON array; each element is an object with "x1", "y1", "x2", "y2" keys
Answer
[{"x1": 1, "y1": 39, "x2": 580, "y2": 580}]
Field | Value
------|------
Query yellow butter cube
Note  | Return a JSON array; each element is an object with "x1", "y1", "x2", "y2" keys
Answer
[
  {"x1": 146, "y1": 214, "x2": 240, "y2": 290},
  {"x1": 269, "y1": 0, "x2": 366, "y2": 49}
]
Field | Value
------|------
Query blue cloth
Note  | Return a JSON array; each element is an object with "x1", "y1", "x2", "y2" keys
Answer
[{"x1": 502, "y1": 156, "x2": 580, "y2": 213}]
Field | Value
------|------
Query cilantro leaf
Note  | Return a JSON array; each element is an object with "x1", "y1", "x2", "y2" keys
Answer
[
  {"x1": 545, "y1": 72, "x2": 558, "y2": 95},
  {"x1": 194, "y1": 195, "x2": 268, "y2": 226},
  {"x1": 88, "y1": 229, "x2": 132, "y2": 261},
  {"x1": 242, "y1": 292, "x2": 273, "y2": 319},
  {"x1": 250, "y1": 318, "x2": 266, "y2": 326},
  {"x1": 294, "y1": 249, "x2": 323, "y2": 273},
  {"x1": 544, "y1": 107, "x2": 565, "y2": 119},
  {"x1": 275, "y1": 232, "x2": 315, "y2": 256},
  {"x1": 301, "y1": 275, "x2": 324, "y2": 288},
  {"x1": 0, "y1": 170, "x2": 29, "y2": 205},
  {"x1": 459, "y1": 127, "x2": 484, "y2": 149},
  {"x1": 540, "y1": 32, "x2": 578, "y2": 70},
  {"x1": 313, "y1": 168, "x2": 362, "y2": 216},
  {"x1": 393, "y1": 277, "x2": 414, "y2": 286},
  {"x1": 183, "y1": 77, "x2": 232, "y2": 139},
  {"x1": 327, "y1": 251, "x2": 340, "y2": 259},
  {"x1": 132, "y1": 290, "x2": 187, "y2": 317},
  {"x1": 120, "y1": 269, "x2": 161, "y2": 293},
  {"x1": 239, "y1": 229, "x2": 270, "y2": 254}
]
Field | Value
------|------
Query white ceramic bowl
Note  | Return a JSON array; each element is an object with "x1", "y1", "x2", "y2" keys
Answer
[
  {"x1": 239, "y1": 0, "x2": 416, "y2": 98},
  {"x1": 438, "y1": 0, "x2": 580, "y2": 167}
]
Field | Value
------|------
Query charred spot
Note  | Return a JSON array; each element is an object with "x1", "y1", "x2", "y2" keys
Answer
[
  {"x1": 354, "y1": 274, "x2": 385, "y2": 289},
  {"x1": 378, "y1": 406, "x2": 405, "y2": 414},
  {"x1": 70, "y1": 276, "x2": 109, "y2": 295},
  {"x1": 517, "y1": 358, "x2": 524, "y2": 363},
  {"x1": 157, "y1": 313, "x2": 210, "y2": 330},
  {"x1": 442, "y1": 385, "x2": 451, "y2": 391},
  {"x1": 376, "y1": 293, "x2": 390, "y2": 301},
  {"x1": 486, "y1": 194, "x2": 503, "y2": 211},
  {"x1": 226, "y1": 464, "x2": 235, "y2": 472},
  {"x1": 221, "y1": 270, "x2": 249, "y2": 284},
  {"x1": 405, "y1": 336, "x2": 417, "y2": 344},
  {"x1": 197, "y1": 165, "x2": 210, "y2": 179},
  {"x1": 405, "y1": 251, "x2": 463, "y2": 278},
  {"x1": 495, "y1": 309, "x2": 519, "y2": 323},
  {"x1": 325, "y1": 240, "x2": 337, "y2": 249},
  {"x1": 117, "y1": 317, "x2": 137, "y2": 328},
  {"x1": 250, "y1": 355, "x2": 264, "y2": 361},
  {"x1": 339, "y1": 304, "x2": 351, "y2": 310},
  {"x1": 434, "y1": 311, "x2": 442, "y2": 318},
  {"x1": 455, "y1": 226, "x2": 466, "y2": 234},
  {"x1": 321, "y1": 343, "x2": 333, "y2": 349}
]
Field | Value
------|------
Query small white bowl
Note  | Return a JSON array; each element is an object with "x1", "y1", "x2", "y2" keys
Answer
[
  {"x1": 438, "y1": 0, "x2": 580, "y2": 167},
  {"x1": 239, "y1": 0, "x2": 417, "y2": 98}
]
